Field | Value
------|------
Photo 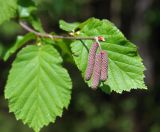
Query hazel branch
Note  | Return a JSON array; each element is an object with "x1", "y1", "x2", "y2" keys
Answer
[{"x1": 19, "y1": 21, "x2": 101, "y2": 41}]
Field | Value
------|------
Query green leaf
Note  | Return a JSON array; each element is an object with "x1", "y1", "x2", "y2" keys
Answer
[
  {"x1": 3, "y1": 33, "x2": 35, "y2": 61},
  {"x1": 0, "y1": 0, "x2": 18, "y2": 25},
  {"x1": 5, "y1": 45, "x2": 72, "y2": 131},
  {"x1": 59, "y1": 20, "x2": 80, "y2": 32},
  {"x1": 18, "y1": 0, "x2": 37, "y2": 18},
  {"x1": 30, "y1": 16, "x2": 45, "y2": 32},
  {"x1": 41, "y1": 37, "x2": 74, "y2": 63},
  {"x1": 18, "y1": 0, "x2": 44, "y2": 32},
  {"x1": 70, "y1": 18, "x2": 147, "y2": 93}
]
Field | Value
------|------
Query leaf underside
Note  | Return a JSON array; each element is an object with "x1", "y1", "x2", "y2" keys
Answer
[
  {"x1": 5, "y1": 45, "x2": 72, "y2": 132},
  {"x1": 69, "y1": 18, "x2": 147, "y2": 93}
]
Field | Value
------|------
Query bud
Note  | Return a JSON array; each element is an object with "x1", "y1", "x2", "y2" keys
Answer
[
  {"x1": 85, "y1": 42, "x2": 99, "y2": 81},
  {"x1": 100, "y1": 50, "x2": 108, "y2": 81},
  {"x1": 91, "y1": 53, "x2": 102, "y2": 90},
  {"x1": 98, "y1": 36, "x2": 105, "y2": 41}
]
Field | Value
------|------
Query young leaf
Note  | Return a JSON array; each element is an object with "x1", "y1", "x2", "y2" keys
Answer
[
  {"x1": 0, "y1": 0, "x2": 17, "y2": 25},
  {"x1": 5, "y1": 45, "x2": 72, "y2": 132},
  {"x1": 59, "y1": 20, "x2": 79, "y2": 32},
  {"x1": 30, "y1": 16, "x2": 45, "y2": 33},
  {"x1": 70, "y1": 18, "x2": 147, "y2": 93},
  {"x1": 3, "y1": 33, "x2": 35, "y2": 61}
]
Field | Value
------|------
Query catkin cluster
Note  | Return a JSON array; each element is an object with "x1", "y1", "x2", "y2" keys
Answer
[{"x1": 85, "y1": 42, "x2": 108, "y2": 90}]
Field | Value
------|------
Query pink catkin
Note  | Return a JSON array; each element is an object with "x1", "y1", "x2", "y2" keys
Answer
[
  {"x1": 85, "y1": 42, "x2": 99, "y2": 81},
  {"x1": 91, "y1": 53, "x2": 102, "y2": 90},
  {"x1": 100, "y1": 51, "x2": 108, "y2": 81}
]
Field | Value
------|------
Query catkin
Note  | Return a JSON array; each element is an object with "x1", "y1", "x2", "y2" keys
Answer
[
  {"x1": 100, "y1": 51, "x2": 108, "y2": 81},
  {"x1": 91, "y1": 53, "x2": 102, "y2": 90},
  {"x1": 85, "y1": 42, "x2": 99, "y2": 81}
]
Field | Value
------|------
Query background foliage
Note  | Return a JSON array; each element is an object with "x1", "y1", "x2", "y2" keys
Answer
[{"x1": 0, "y1": 0, "x2": 160, "y2": 132}]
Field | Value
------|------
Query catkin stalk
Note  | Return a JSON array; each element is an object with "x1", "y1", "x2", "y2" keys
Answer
[
  {"x1": 85, "y1": 42, "x2": 99, "y2": 81},
  {"x1": 91, "y1": 53, "x2": 102, "y2": 90},
  {"x1": 100, "y1": 51, "x2": 108, "y2": 81}
]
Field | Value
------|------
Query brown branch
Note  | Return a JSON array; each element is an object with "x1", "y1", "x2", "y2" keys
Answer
[{"x1": 19, "y1": 21, "x2": 97, "y2": 41}]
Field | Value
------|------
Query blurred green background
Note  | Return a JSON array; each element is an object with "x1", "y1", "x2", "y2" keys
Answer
[{"x1": 0, "y1": 0, "x2": 160, "y2": 132}]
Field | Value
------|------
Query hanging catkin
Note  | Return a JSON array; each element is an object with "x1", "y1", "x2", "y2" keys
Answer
[
  {"x1": 91, "y1": 53, "x2": 102, "y2": 89},
  {"x1": 85, "y1": 42, "x2": 99, "y2": 81},
  {"x1": 100, "y1": 51, "x2": 108, "y2": 81}
]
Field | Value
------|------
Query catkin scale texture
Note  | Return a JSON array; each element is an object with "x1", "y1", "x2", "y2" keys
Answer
[
  {"x1": 85, "y1": 42, "x2": 99, "y2": 81},
  {"x1": 91, "y1": 53, "x2": 102, "y2": 90},
  {"x1": 100, "y1": 51, "x2": 108, "y2": 81}
]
